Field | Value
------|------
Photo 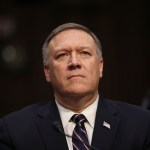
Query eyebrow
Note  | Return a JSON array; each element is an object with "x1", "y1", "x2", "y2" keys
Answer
[{"x1": 56, "y1": 46, "x2": 93, "y2": 52}]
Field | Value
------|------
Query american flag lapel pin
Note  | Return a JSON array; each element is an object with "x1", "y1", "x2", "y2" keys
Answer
[{"x1": 103, "y1": 121, "x2": 111, "y2": 129}]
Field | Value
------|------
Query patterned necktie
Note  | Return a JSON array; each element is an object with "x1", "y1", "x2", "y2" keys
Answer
[{"x1": 71, "y1": 114, "x2": 90, "y2": 150}]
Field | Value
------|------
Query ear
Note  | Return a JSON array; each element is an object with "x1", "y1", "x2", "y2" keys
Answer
[
  {"x1": 44, "y1": 65, "x2": 51, "y2": 83},
  {"x1": 99, "y1": 59, "x2": 103, "y2": 78}
]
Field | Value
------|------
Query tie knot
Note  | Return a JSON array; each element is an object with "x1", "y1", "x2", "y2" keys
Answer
[{"x1": 71, "y1": 114, "x2": 87, "y2": 124}]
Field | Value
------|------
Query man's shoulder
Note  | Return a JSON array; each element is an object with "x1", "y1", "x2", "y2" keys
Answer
[
  {"x1": 1, "y1": 102, "x2": 51, "y2": 122},
  {"x1": 103, "y1": 98, "x2": 150, "y2": 120}
]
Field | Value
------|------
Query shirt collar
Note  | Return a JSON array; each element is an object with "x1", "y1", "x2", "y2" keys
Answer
[{"x1": 55, "y1": 95, "x2": 99, "y2": 128}]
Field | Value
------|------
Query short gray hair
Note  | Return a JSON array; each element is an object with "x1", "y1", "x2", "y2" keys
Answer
[{"x1": 42, "y1": 23, "x2": 103, "y2": 65}]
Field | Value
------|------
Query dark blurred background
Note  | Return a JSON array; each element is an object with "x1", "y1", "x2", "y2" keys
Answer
[{"x1": 0, "y1": 0, "x2": 150, "y2": 117}]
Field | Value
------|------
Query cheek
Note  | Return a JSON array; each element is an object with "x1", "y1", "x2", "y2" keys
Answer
[
  {"x1": 88, "y1": 62, "x2": 101, "y2": 80},
  {"x1": 88, "y1": 61, "x2": 100, "y2": 72},
  {"x1": 49, "y1": 64, "x2": 66, "y2": 81}
]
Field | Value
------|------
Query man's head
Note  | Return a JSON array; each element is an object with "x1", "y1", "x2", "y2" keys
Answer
[
  {"x1": 42, "y1": 23, "x2": 103, "y2": 66},
  {"x1": 43, "y1": 23, "x2": 103, "y2": 103}
]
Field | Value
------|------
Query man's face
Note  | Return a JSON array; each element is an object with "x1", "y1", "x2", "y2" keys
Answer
[{"x1": 44, "y1": 29, "x2": 103, "y2": 98}]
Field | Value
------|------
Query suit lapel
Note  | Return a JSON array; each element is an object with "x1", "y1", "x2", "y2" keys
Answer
[
  {"x1": 33, "y1": 98, "x2": 120, "y2": 150},
  {"x1": 34, "y1": 100, "x2": 68, "y2": 150},
  {"x1": 91, "y1": 98, "x2": 121, "y2": 150}
]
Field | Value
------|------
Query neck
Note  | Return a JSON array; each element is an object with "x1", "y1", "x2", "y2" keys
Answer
[{"x1": 55, "y1": 91, "x2": 99, "y2": 113}]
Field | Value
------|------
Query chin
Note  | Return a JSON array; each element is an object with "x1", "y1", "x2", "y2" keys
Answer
[{"x1": 64, "y1": 87, "x2": 93, "y2": 96}]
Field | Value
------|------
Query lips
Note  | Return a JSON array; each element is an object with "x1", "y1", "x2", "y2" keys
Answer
[{"x1": 67, "y1": 74, "x2": 85, "y2": 79}]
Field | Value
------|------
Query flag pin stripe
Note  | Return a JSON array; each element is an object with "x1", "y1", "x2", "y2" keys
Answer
[{"x1": 103, "y1": 121, "x2": 111, "y2": 129}]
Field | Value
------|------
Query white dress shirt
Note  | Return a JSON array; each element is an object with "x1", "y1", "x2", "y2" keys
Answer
[{"x1": 55, "y1": 96, "x2": 99, "y2": 150}]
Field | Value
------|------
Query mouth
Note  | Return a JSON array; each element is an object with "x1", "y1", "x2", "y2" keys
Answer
[{"x1": 67, "y1": 74, "x2": 85, "y2": 79}]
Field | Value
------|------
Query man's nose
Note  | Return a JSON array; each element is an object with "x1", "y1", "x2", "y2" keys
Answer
[{"x1": 68, "y1": 53, "x2": 81, "y2": 70}]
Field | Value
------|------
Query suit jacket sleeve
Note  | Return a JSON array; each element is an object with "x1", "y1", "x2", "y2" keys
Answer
[
  {"x1": 0, "y1": 118, "x2": 14, "y2": 150},
  {"x1": 145, "y1": 127, "x2": 150, "y2": 150}
]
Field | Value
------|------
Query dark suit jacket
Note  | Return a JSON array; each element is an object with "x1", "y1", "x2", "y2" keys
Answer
[{"x1": 0, "y1": 98, "x2": 150, "y2": 150}]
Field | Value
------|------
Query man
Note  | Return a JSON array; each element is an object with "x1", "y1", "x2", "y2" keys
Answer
[{"x1": 0, "y1": 23, "x2": 150, "y2": 150}]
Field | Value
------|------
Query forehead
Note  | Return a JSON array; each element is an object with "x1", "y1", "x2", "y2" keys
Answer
[{"x1": 49, "y1": 29, "x2": 96, "y2": 48}]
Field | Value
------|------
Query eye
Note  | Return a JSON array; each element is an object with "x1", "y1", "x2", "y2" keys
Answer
[
  {"x1": 56, "y1": 52, "x2": 69, "y2": 59},
  {"x1": 80, "y1": 51, "x2": 91, "y2": 56}
]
